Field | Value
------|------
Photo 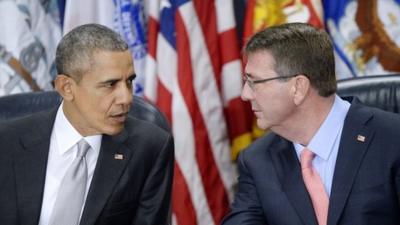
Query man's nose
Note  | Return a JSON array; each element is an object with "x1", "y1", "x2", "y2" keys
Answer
[
  {"x1": 117, "y1": 84, "x2": 133, "y2": 106},
  {"x1": 241, "y1": 81, "x2": 253, "y2": 101}
]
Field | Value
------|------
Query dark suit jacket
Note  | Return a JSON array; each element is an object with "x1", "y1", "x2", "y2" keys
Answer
[
  {"x1": 223, "y1": 99, "x2": 400, "y2": 225},
  {"x1": 0, "y1": 108, "x2": 174, "y2": 225}
]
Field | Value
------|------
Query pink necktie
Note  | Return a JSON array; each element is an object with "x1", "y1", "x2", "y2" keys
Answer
[{"x1": 300, "y1": 148, "x2": 329, "y2": 225}]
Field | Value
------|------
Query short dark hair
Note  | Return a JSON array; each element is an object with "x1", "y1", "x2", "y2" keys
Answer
[
  {"x1": 244, "y1": 23, "x2": 336, "y2": 97},
  {"x1": 55, "y1": 23, "x2": 129, "y2": 81}
]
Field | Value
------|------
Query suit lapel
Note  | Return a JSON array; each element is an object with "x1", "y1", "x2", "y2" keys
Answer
[
  {"x1": 328, "y1": 102, "x2": 374, "y2": 225},
  {"x1": 14, "y1": 110, "x2": 56, "y2": 225},
  {"x1": 270, "y1": 136, "x2": 318, "y2": 225},
  {"x1": 80, "y1": 129, "x2": 133, "y2": 225}
]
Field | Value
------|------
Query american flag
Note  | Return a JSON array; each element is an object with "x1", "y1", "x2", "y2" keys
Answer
[{"x1": 144, "y1": 0, "x2": 252, "y2": 224}]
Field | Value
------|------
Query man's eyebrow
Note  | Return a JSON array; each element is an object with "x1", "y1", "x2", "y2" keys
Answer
[
  {"x1": 128, "y1": 74, "x2": 137, "y2": 81},
  {"x1": 98, "y1": 78, "x2": 119, "y2": 85},
  {"x1": 98, "y1": 74, "x2": 136, "y2": 85}
]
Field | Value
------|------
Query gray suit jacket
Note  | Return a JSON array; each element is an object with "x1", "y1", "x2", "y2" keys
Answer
[
  {"x1": 222, "y1": 98, "x2": 400, "y2": 225},
  {"x1": 0, "y1": 108, "x2": 174, "y2": 225}
]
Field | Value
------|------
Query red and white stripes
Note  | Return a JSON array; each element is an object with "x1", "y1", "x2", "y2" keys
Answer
[{"x1": 145, "y1": 0, "x2": 248, "y2": 224}]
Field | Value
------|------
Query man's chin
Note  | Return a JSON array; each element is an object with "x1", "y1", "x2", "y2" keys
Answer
[
  {"x1": 256, "y1": 119, "x2": 268, "y2": 130},
  {"x1": 103, "y1": 125, "x2": 125, "y2": 136}
]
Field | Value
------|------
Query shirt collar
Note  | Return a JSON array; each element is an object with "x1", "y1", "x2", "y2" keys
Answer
[
  {"x1": 294, "y1": 95, "x2": 350, "y2": 160},
  {"x1": 53, "y1": 102, "x2": 102, "y2": 155}
]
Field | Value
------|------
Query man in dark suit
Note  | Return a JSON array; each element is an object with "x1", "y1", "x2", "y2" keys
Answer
[
  {"x1": 222, "y1": 23, "x2": 400, "y2": 225},
  {"x1": 0, "y1": 24, "x2": 174, "y2": 225}
]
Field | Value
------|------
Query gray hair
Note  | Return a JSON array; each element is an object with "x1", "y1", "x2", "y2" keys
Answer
[
  {"x1": 244, "y1": 23, "x2": 336, "y2": 97},
  {"x1": 55, "y1": 23, "x2": 129, "y2": 81}
]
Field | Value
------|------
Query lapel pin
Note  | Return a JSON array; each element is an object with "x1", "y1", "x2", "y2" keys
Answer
[
  {"x1": 357, "y1": 135, "x2": 365, "y2": 142},
  {"x1": 114, "y1": 154, "x2": 124, "y2": 160}
]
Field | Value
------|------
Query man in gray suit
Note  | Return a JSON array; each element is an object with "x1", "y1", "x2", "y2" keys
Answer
[
  {"x1": 0, "y1": 24, "x2": 174, "y2": 225},
  {"x1": 222, "y1": 23, "x2": 400, "y2": 225}
]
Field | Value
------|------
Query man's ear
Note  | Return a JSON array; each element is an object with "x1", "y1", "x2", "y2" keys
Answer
[
  {"x1": 292, "y1": 74, "x2": 310, "y2": 106},
  {"x1": 54, "y1": 74, "x2": 74, "y2": 101}
]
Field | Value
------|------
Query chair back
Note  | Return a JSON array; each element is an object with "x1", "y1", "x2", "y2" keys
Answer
[
  {"x1": 337, "y1": 75, "x2": 400, "y2": 113},
  {"x1": 0, "y1": 91, "x2": 170, "y2": 131}
]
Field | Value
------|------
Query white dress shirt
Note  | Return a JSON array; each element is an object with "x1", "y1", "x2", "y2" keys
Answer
[
  {"x1": 39, "y1": 103, "x2": 102, "y2": 225},
  {"x1": 294, "y1": 95, "x2": 350, "y2": 196}
]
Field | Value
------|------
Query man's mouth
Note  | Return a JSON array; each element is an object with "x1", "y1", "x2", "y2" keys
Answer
[
  {"x1": 110, "y1": 112, "x2": 128, "y2": 123},
  {"x1": 252, "y1": 109, "x2": 262, "y2": 117}
]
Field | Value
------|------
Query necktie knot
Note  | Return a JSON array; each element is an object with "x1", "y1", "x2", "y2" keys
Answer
[
  {"x1": 77, "y1": 139, "x2": 90, "y2": 158},
  {"x1": 300, "y1": 148, "x2": 315, "y2": 170}
]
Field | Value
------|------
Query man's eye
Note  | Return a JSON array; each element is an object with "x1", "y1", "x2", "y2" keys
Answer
[
  {"x1": 127, "y1": 77, "x2": 136, "y2": 88},
  {"x1": 104, "y1": 81, "x2": 117, "y2": 88}
]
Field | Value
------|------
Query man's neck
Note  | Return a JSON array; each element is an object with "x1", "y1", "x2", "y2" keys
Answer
[{"x1": 273, "y1": 94, "x2": 335, "y2": 146}]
